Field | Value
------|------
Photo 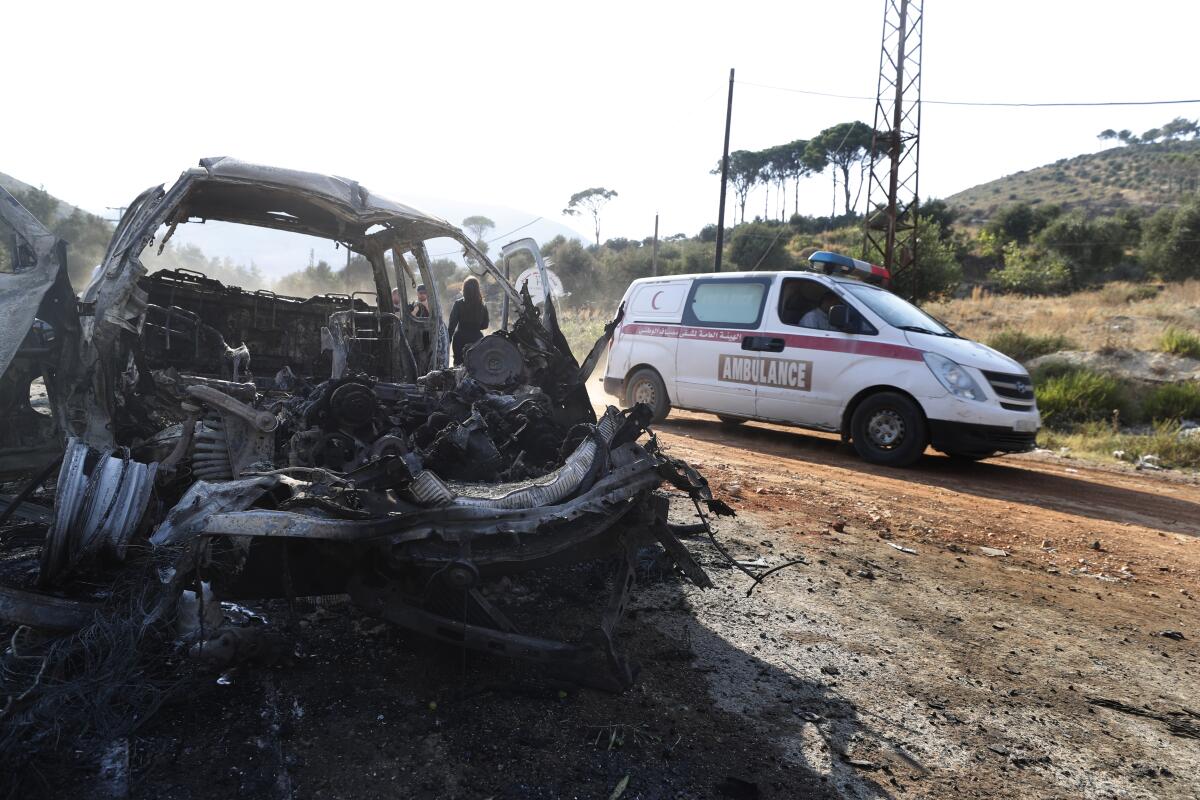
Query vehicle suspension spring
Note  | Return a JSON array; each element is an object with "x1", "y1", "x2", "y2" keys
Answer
[{"x1": 192, "y1": 412, "x2": 233, "y2": 480}]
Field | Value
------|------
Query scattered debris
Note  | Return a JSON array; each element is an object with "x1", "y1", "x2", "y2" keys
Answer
[
  {"x1": 887, "y1": 542, "x2": 918, "y2": 555},
  {"x1": 979, "y1": 546, "x2": 1009, "y2": 558},
  {"x1": 1087, "y1": 697, "x2": 1200, "y2": 740},
  {"x1": 1157, "y1": 630, "x2": 1186, "y2": 641}
]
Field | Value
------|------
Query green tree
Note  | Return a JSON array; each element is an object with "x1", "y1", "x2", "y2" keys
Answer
[
  {"x1": 806, "y1": 122, "x2": 876, "y2": 216},
  {"x1": 993, "y1": 242, "x2": 1073, "y2": 295},
  {"x1": 1035, "y1": 213, "x2": 1126, "y2": 287},
  {"x1": 758, "y1": 140, "x2": 825, "y2": 222},
  {"x1": 541, "y1": 235, "x2": 598, "y2": 300},
  {"x1": 1142, "y1": 199, "x2": 1200, "y2": 280},
  {"x1": 1160, "y1": 117, "x2": 1199, "y2": 140},
  {"x1": 907, "y1": 216, "x2": 963, "y2": 301},
  {"x1": 920, "y1": 199, "x2": 959, "y2": 239},
  {"x1": 985, "y1": 202, "x2": 1061, "y2": 246},
  {"x1": 461, "y1": 215, "x2": 495, "y2": 255},
  {"x1": 711, "y1": 150, "x2": 765, "y2": 224},
  {"x1": 563, "y1": 188, "x2": 618, "y2": 246},
  {"x1": 730, "y1": 222, "x2": 794, "y2": 270},
  {"x1": 759, "y1": 145, "x2": 789, "y2": 220}
]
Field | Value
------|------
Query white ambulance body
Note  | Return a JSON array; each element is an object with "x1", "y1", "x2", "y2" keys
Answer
[{"x1": 602, "y1": 255, "x2": 1040, "y2": 466}]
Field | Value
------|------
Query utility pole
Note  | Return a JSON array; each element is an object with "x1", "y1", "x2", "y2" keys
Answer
[
  {"x1": 714, "y1": 67, "x2": 735, "y2": 272},
  {"x1": 651, "y1": 214, "x2": 660, "y2": 276},
  {"x1": 863, "y1": 0, "x2": 924, "y2": 299}
]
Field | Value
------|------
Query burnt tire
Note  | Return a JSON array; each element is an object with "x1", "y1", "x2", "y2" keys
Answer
[
  {"x1": 849, "y1": 392, "x2": 927, "y2": 467},
  {"x1": 625, "y1": 368, "x2": 671, "y2": 423},
  {"x1": 717, "y1": 415, "x2": 746, "y2": 426}
]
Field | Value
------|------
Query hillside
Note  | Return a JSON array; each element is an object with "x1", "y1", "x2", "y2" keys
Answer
[
  {"x1": 946, "y1": 139, "x2": 1200, "y2": 222},
  {"x1": 0, "y1": 171, "x2": 99, "y2": 223},
  {"x1": 0, "y1": 172, "x2": 115, "y2": 285}
]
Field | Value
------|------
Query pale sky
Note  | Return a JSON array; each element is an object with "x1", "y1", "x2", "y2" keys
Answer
[{"x1": 7, "y1": 0, "x2": 1200, "y2": 258}]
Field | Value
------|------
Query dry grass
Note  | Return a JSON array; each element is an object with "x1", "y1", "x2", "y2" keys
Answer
[
  {"x1": 927, "y1": 281, "x2": 1200, "y2": 470},
  {"x1": 925, "y1": 280, "x2": 1200, "y2": 354},
  {"x1": 1039, "y1": 421, "x2": 1200, "y2": 470},
  {"x1": 557, "y1": 306, "x2": 612, "y2": 361}
]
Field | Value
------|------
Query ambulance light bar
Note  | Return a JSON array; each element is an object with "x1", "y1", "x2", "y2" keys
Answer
[{"x1": 808, "y1": 251, "x2": 891, "y2": 287}]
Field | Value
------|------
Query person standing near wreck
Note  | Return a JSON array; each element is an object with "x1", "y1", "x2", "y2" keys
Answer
[{"x1": 447, "y1": 276, "x2": 488, "y2": 365}]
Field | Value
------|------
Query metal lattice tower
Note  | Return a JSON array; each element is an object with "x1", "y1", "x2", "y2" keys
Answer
[{"x1": 863, "y1": 0, "x2": 924, "y2": 299}]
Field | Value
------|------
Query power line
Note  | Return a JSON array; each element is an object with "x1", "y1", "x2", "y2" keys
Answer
[
  {"x1": 738, "y1": 80, "x2": 1200, "y2": 108},
  {"x1": 428, "y1": 216, "x2": 544, "y2": 258}
]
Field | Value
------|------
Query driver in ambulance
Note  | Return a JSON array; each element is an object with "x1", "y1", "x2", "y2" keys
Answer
[{"x1": 798, "y1": 291, "x2": 841, "y2": 331}]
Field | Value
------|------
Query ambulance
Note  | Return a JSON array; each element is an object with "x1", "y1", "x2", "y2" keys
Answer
[{"x1": 602, "y1": 251, "x2": 1040, "y2": 467}]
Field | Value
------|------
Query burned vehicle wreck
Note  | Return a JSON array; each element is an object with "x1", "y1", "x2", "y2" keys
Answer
[{"x1": 0, "y1": 158, "x2": 731, "y2": 707}]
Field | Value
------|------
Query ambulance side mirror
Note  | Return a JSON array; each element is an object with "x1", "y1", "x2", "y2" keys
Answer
[{"x1": 828, "y1": 304, "x2": 851, "y2": 331}]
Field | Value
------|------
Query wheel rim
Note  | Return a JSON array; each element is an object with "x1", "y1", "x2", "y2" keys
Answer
[
  {"x1": 866, "y1": 409, "x2": 905, "y2": 449},
  {"x1": 631, "y1": 379, "x2": 657, "y2": 406}
]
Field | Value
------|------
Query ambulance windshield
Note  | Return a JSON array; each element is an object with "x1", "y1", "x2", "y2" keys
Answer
[{"x1": 840, "y1": 283, "x2": 954, "y2": 337}]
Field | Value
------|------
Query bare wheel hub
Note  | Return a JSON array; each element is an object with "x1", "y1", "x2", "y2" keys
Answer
[
  {"x1": 632, "y1": 380, "x2": 657, "y2": 406},
  {"x1": 867, "y1": 409, "x2": 905, "y2": 449}
]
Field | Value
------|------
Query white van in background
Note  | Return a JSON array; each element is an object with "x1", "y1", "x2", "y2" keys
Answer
[{"x1": 602, "y1": 252, "x2": 1040, "y2": 467}]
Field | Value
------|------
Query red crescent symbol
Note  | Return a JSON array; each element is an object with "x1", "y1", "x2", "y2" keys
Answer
[{"x1": 651, "y1": 291, "x2": 663, "y2": 310}]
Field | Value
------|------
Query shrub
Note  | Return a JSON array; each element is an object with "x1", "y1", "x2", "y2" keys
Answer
[
  {"x1": 993, "y1": 243, "x2": 1073, "y2": 295},
  {"x1": 729, "y1": 222, "x2": 795, "y2": 270},
  {"x1": 1099, "y1": 283, "x2": 1158, "y2": 305},
  {"x1": 1141, "y1": 382, "x2": 1200, "y2": 421},
  {"x1": 987, "y1": 330, "x2": 1076, "y2": 363},
  {"x1": 1142, "y1": 199, "x2": 1200, "y2": 281},
  {"x1": 1158, "y1": 327, "x2": 1200, "y2": 359},
  {"x1": 1035, "y1": 212, "x2": 1127, "y2": 282},
  {"x1": 907, "y1": 216, "x2": 964, "y2": 301},
  {"x1": 1031, "y1": 365, "x2": 1132, "y2": 426}
]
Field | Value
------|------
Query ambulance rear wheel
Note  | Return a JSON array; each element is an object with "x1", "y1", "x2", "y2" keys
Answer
[
  {"x1": 850, "y1": 392, "x2": 927, "y2": 467},
  {"x1": 626, "y1": 368, "x2": 671, "y2": 423}
]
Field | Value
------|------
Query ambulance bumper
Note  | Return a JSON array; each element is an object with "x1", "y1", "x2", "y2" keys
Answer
[
  {"x1": 603, "y1": 376, "x2": 624, "y2": 398},
  {"x1": 928, "y1": 419, "x2": 1039, "y2": 455}
]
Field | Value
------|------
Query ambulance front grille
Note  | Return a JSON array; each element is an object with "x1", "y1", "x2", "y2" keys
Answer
[{"x1": 982, "y1": 370, "x2": 1036, "y2": 411}]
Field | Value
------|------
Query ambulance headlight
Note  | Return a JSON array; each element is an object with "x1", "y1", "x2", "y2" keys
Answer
[{"x1": 923, "y1": 352, "x2": 985, "y2": 401}]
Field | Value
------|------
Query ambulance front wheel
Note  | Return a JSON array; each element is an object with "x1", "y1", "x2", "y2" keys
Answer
[
  {"x1": 626, "y1": 368, "x2": 671, "y2": 423},
  {"x1": 850, "y1": 392, "x2": 928, "y2": 467}
]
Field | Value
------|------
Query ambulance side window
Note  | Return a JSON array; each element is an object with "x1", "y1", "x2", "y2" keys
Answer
[
  {"x1": 682, "y1": 277, "x2": 771, "y2": 329},
  {"x1": 778, "y1": 279, "x2": 877, "y2": 335}
]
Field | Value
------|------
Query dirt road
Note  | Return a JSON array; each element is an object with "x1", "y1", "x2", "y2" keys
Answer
[
  {"x1": 641, "y1": 408, "x2": 1200, "y2": 798},
  {"x1": 20, "y1": 404, "x2": 1200, "y2": 799}
]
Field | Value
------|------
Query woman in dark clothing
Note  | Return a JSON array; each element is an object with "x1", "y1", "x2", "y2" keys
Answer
[{"x1": 447, "y1": 276, "x2": 489, "y2": 365}]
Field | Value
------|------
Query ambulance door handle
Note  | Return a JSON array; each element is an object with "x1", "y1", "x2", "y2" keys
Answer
[{"x1": 742, "y1": 336, "x2": 785, "y2": 353}]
